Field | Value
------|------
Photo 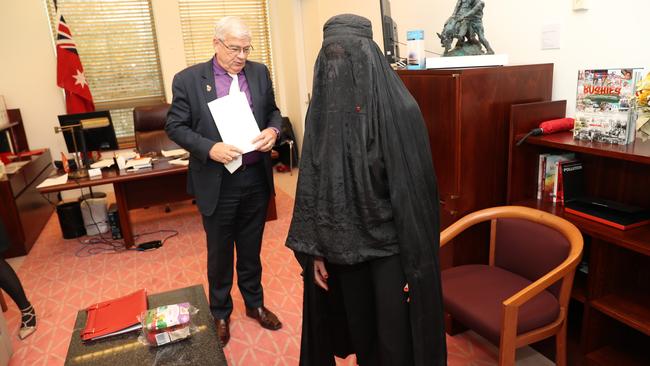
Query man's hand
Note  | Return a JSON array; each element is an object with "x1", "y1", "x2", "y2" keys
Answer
[
  {"x1": 209, "y1": 142, "x2": 242, "y2": 164},
  {"x1": 252, "y1": 128, "x2": 278, "y2": 152},
  {"x1": 314, "y1": 257, "x2": 329, "y2": 291}
]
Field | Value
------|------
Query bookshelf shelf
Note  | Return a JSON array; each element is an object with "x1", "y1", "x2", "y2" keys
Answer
[
  {"x1": 572, "y1": 272, "x2": 587, "y2": 303},
  {"x1": 522, "y1": 132, "x2": 650, "y2": 165},
  {"x1": 507, "y1": 100, "x2": 650, "y2": 365},
  {"x1": 590, "y1": 293, "x2": 650, "y2": 336},
  {"x1": 586, "y1": 345, "x2": 650, "y2": 366},
  {"x1": 513, "y1": 199, "x2": 650, "y2": 257}
]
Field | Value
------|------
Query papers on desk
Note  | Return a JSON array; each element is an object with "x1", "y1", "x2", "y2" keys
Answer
[
  {"x1": 4, "y1": 161, "x2": 30, "y2": 174},
  {"x1": 125, "y1": 157, "x2": 152, "y2": 170},
  {"x1": 208, "y1": 91, "x2": 260, "y2": 173},
  {"x1": 117, "y1": 151, "x2": 138, "y2": 160},
  {"x1": 36, "y1": 173, "x2": 68, "y2": 189},
  {"x1": 161, "y1": 148, "x2": 188, "y2": 158},
  {"x1": 90, "y1": 159, "x2": 115, "y2": 169},
  {"x1": 169, "y1": 157, "x2": 189, "y2": 166}
]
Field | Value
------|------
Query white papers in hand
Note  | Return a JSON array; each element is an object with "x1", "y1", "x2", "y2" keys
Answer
[
  {"x1": 225, "y1": 155, "x2": 242, "y2": 173},
  {"x1": 207, "y1": 92, "x2": 260, "y2": 173},
  {"x1": 37, "y1": 174, "x2": 68, "y2": 189}
]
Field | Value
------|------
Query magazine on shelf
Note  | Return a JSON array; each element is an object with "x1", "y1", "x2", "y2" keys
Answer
[
  {"x1": 573, "y1": 68, "x2": 643, "y2": 145},
  {"x1": 555, "y1": 160, "x2": 583, "y2": 204},
  {"x1": 536, "y1": 153, "x2": 549, "y2": 200},
  {"x1": 539, "y1": 153, "x2": 574, "y2": 202}
]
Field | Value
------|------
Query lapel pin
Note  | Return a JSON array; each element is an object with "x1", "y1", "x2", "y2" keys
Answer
[{"x1": 206, "y1": 85, "x2": 212, "y2": 92}]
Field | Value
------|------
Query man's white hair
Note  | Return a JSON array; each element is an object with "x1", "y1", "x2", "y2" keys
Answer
[{"x1": 214, "y1": 16, "x2": 252, "y2": 41}]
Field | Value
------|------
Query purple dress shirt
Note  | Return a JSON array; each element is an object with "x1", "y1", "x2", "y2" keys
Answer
[{"x1": 212, "y1": 57, "x2": 260, "y2": 165}]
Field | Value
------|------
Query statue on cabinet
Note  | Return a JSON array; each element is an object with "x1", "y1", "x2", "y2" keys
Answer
[{"x1": 437, "y1": 0, "x2": 495, "y2": 56}]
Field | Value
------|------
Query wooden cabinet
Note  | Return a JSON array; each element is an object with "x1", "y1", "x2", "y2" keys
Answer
[
  {"x1": 397, "y1": 64, "x2": 553, "y2": 267},
  {"x1": 0, "y1": 109, "x2": 57, "y2": 258},
  {"x1": 507, "y1": 100, "x2": 650, "y2": 365}
]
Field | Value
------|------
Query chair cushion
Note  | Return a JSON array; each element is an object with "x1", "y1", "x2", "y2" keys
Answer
[{"x1": 442, "y1": 264, "x2": 560, "y2": 344}]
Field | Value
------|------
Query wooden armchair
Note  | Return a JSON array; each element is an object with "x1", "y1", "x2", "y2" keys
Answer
[{"x1": 440, "y1": 206, "x2": 583, "y2": 366}]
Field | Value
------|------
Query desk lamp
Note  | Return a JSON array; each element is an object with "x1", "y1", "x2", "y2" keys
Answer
[{"x1": 54, "y1": 117, "x2": 110, "y2": 179}]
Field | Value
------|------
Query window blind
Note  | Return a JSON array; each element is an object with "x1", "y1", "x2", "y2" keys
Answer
[
  {"x1": 178, "y1": 0, "x2": 274, "y2": 80},
  {"x1": 45, "y1": 0, "x2": 165, "y2": 137}
]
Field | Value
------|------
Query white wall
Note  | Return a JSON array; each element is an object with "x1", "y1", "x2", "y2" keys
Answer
[
  {"x1": 269, "y1": 0, "x2": 308, "y2": 151},
  {"x1": 0, "y1": 0, "x2": 68, "y2": 156},
  {"x1": 390, "y1": 0, "x2": 650, "y2": 114},
  {"x1": 299, "y1": 0, "x2": 383, "y2": 98}
]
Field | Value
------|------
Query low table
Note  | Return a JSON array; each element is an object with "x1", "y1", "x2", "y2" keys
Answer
[{"x1": 65, "y1": 285, "x2": 226, "y2": 365}]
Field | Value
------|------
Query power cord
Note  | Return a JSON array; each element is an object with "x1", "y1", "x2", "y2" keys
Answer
[
  {"x1": 39, "y1": 177, "x2": 180, "y2": 256},
  {"x1": 74, "y1": 228, "x2": 179, "y2": 257},
  {"x1": 71, "y1": 186, "x2": 179, "y2": 256}
]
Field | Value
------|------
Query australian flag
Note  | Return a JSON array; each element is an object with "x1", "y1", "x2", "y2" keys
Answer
[{"x1": 56, "y1": 10, "x2": 95, "y2": 114}]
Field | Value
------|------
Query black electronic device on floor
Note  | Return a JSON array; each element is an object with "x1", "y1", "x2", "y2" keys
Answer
[{"x1": 107, "y1": 203, "x2": 122, "y2": 239}]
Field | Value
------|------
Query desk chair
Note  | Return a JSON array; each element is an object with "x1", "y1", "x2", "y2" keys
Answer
[
  {"x1": 440, "y1": 206, "x2": 583, "y2": 366},
  {"x1": 133, "y1": 103, "x2": 180, "y2": 154},
  {"x1": 272, "y1": 117, "x2": 299, "y2": 175},
  {"x1": 133, "y1": 103, "x2": 181, "y2": 213}
]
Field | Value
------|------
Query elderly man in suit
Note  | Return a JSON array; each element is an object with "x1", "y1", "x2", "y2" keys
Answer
[{"x1": 166, "y1": 16, "x2": 283, "y2": 347}]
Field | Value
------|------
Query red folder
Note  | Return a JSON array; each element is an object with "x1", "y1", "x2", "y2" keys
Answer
[{"x1": 81, "y1": 289, "x2": 147, "y2": 341}]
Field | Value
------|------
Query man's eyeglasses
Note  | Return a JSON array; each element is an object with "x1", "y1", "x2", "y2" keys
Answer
[{"x1": 219, "y1": 39, "x2": 253, "y2": 55}]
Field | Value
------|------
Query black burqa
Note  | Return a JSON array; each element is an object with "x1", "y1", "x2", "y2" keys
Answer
[{"x1": 286, "y1": 14, "x2": 446, "y2": 366}]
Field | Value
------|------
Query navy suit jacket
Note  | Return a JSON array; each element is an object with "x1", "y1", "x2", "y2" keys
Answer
[{"x1": 166, "y1": 58, "x2": 282, "y2": 216}]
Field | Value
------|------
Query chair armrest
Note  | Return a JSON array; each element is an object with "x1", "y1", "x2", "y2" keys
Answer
[
  {"x1": 503, "y1": 244, "x2": 582, "y2": 308},
  {"x1": 439, "y1": 210, "x2": 487, "y2": 247}
]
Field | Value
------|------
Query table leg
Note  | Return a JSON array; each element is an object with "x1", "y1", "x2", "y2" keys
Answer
[
  {"x1": 289, "y1": 140, "x2": 294, "y2": 176},
  {"x1": 113, "y1": 182, "x2": 135, "y2": 248}
]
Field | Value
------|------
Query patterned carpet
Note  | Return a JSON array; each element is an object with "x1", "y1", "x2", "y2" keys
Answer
[{"x1": 3, "y1": 188, "x2": 503, "y2": 365}]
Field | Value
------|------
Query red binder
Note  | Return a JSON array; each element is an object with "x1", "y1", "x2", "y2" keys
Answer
[{"x1": 81, "y1": 288, "x2": 147, "y2": 341}]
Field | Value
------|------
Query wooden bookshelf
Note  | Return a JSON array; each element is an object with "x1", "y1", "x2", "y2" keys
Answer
[
  {"x1": 572, "y1": 272, "x2": 587, "y2": 303},
  {"x1": 523, "y1": 132, "x2": 650, "y2": 165},
  {"x1": 590, "y1": 292, "x2": 650, "y2": 336},
  {"x1": 507, "y1": 100, "x2": 650, "y2": 365},
  {"x1": 586, "y1": 345, "x2": 650, "y2": 366}
]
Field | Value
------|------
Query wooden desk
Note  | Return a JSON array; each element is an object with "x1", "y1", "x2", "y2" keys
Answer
[
  {"x1": 39, "y1": 159, "x2": 192, "y2": 247},
  {"x1": 39, "y1": 159, "x2": 278, "y2": 248}
]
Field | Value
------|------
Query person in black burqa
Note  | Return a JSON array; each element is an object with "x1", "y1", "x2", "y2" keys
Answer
[
  {"x1": 0, "y1": 221, "x2": 36, "y2": 340},
  {"x1": 286, "y1": 14, "x2": 446, "y2": 366}
]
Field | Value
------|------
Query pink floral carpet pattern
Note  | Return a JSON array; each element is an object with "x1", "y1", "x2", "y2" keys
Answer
[{"x1": 5, "y1": 189, "x2": 499, "y2": 365}]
